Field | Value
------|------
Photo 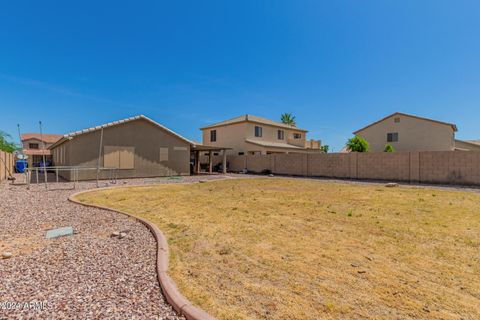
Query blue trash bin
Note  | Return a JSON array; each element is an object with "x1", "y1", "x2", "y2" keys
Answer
[{"x1": 16, "y1": 160, "x2": 28, "y2": 173}]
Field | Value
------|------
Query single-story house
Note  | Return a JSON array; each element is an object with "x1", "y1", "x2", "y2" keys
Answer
[{"x1": 48, "y1": 115, "x2": 229, "y2": 181}]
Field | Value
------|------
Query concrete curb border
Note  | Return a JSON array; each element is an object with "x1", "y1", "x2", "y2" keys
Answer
[{"x1": 68, "y1": 185, "x2": 217, "y2": 320}]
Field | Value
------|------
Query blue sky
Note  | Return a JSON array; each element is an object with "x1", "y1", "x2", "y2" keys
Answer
[{"x1": 1, "y1": 1, "x2": 479, "y2": 151}]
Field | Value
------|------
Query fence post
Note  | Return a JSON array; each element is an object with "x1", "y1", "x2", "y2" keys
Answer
[
  {"x1": 409, "y1": 152, "x2": 420, "y2": 183},
  {"x1": 348, "y1": 153, "x2": 358, "y2": 179},
  {"x1": 302, "y1": 153, "x2": 308, "y2": 176},
  {"x1": 1, "y1": 151, "x2": 4, "y2": 181}
]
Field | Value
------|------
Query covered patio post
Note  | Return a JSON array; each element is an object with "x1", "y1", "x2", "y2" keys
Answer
[
  {"x1": 222, "y1": 149, "x2": 227, "y2": 174},
  {"x1": 195, "y1": 151, "x2": 200, "y2": 174},
  {"x1": 209, "y1": 151, "x2": 213, "y2": 173}
]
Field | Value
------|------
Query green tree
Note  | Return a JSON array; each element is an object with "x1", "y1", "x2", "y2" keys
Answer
[
  {"x1": 320, "y1": 145, "x2": 329, "y2": 153},
  {"x1": 280, "y1": 113, "x2": 296, "y2": 126},
  {"x1": 346, "y1": 136, "x2": 369, "y2": 152},
  {"x1": 0, "y1": 131, "x2": 19, "y2": 153},
  {"x1": 383, "y1": 144, "x2": 395, "y2": 152}
]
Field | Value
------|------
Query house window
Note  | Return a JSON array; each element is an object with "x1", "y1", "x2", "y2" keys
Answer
[
  {"x1": 159, "y1": 147, "x2": 169, "y2": 162},
  {"x1": 277, "y1": 130, "x2": 284, "y2": 140},
  {"x1": 104, "y1": 146, "x2": 135, "y2": 169},
  {"x1": 238, "y1": 152, "x2": 245, "y2": 155},
  {"x1": 210, "y1": 130, "x2": 217, "y2": 142},
  {"x1": 213, "y1": 152, "x2": 219, "y2": 156},
  {"x1": 293, "y1": 133, "x2": 302, "y2": 139},
  {"x1": 29, "y1": 143, "x2": 39, "y2": 149},
  {"x1": 254, "y1": 126, "x2": 263, "y2": 137},
  {"x1": 394, "y1": 117, "x2": 400, "y2": 123},
  {"x1": 387, "y1": 132, "x2": 399, "y2": 142}
]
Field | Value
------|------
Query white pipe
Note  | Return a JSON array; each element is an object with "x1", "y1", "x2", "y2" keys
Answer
[
  {"x1": 96, "y1": 128, "x2": 104, "y2": 188},
  {"x1": 39, "y1": 121, "x2": 48, "y2": 190}
]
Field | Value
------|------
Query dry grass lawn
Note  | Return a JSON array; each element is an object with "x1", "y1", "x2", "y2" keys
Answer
[{"x1": 75, "y1": 178, "x2": 480, "y2": 320}]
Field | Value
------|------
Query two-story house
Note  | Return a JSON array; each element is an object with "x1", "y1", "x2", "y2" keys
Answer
[
  {"x1": 21, "y1": 133, "x2": 63, "y2": 167},
  {"x1": 352, "y1": 112, "x2": 464, "y2": 152},
  {"x1": 200, "y1": 115, "x2": 322, "y2": 155}
]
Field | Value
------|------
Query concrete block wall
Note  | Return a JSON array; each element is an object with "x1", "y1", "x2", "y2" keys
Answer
[
  {"x1": 307, "y1": 153, "x2": 355, "y2": 178},
  {"x1": 245, "y1": 154, "x2": 273, "y2": 173},
  {"x1": 357, "y1": 152, "x2": 410, "y2": 181},
  {"x1": 227, "y1": 151, "x2": 480, "y2": 186},
  {"x1": 419, "y1": 151, "x2": 480, "y2": 185},
  {"x1": 229, "y1": 155, "x2": 247, "y2": 172},
  {"x1": 274, "y1": 154, "x2": 306, "y2": 176}
]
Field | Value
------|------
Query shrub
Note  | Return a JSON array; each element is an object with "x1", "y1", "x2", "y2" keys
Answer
[
  {"x1": 0, "y1": 131, "x2": 18, "y2": 153},
  {"x1": 320, "y1": 145, "x2": 329, "y2": 153},
  {"x1": 346, "y1": 136, "x2": 369, "y2": 152},
  {"x1": 384, "y1": 144, "x2": 395, "y2": 152}
]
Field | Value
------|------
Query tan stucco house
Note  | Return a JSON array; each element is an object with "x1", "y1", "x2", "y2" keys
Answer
[
  {"x1": 48, "y1": 115, "x2": 196, "y2": 180},
  {"x1": 48, "y1": 115, "x2": 230, "y2": 180},
  {"x1": 21, "y1": 133, "x2": 63, "y2": 167},
  {"x1": 351, "y1": 112, "x2": 460, "y2": 152},
  {"x1": 200, "y1": 115, "x2": 322, "y2": 155}
]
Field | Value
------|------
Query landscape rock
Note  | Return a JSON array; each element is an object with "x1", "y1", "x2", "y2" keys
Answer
[
  {"x1": 385, "y1": 182, "x2": 399, "y2": 188},
  {"x1": 0, "y1": 174, "x2": 199, "y2": 319}
]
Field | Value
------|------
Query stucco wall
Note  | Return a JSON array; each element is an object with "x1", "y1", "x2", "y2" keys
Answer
[
  {"x1": 227, "y1": 151, "x2": 480, "y2": 186},
  {"x1": 202, "y1": 122, "x2": 248, "y2": 155},
  {"x1": 201, "y1": 121, "x2": 308, "y2": 155},
  {"x1": 244, "y1": 123, "x2": 306, "y2": 148},
  {"x1": 356, "y1": 115, "x2": 455, "y2": 152},
  {"x1": 51, "y1": 118, "x2": 190, "y2": 180}
]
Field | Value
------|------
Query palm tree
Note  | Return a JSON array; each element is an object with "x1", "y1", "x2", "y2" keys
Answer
[{"x1": 280, "y1": 113, "x2": 296, "y2": 126}]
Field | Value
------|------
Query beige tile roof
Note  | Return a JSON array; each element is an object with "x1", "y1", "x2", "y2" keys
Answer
[
  {"x1": 22, "y1": 149, "x2": 52, "y2": 156},
  {"x1": 245, "y1": 139, "x2": 304, "y2": 149},
  {"x1": 200, "y1": 114, "x2": 308, "y2": 132},
  {"x1": 353, "y1": 112, "x2": 458, "y2": 134},
  {"x1": 21, "y1": 133, "x2": 63, "y2": 144},
  {"x1": 49, "y1": 115, "x2": 194, "y2": 149},
  {"x1": 456, "y1": 139, "x2": 480, "y2": 146},
  {"x1": 465, "y1": 140, "x2": 480, "y2": 145}
]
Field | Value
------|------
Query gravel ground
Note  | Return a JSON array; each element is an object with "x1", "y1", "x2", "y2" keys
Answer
[
  {"x1": 2, "y1": 172, "x2": 474, "y2": 319},
  {"x1": 0, "y1": 174, "x2": 232, "y2": 320}
]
